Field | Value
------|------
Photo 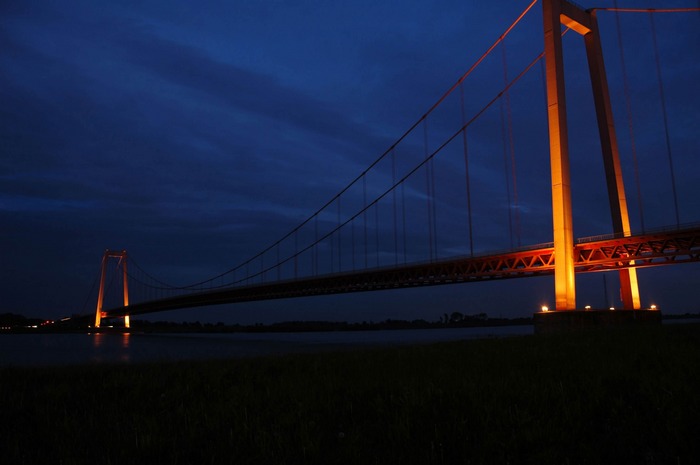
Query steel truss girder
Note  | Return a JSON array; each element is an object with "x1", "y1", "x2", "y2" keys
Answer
[
  {"x1": 104, "y1": 226, "x2": 700, "y2": 318},
  {"x1": 574, "y1": 230, "x2": 700, "y2": 271}
]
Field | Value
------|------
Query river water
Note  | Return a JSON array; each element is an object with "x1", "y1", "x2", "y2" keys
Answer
[{"x1": 0, "y1": 326, "x2": 533, "y2": 366}]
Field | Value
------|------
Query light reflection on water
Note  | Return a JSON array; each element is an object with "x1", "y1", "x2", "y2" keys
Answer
[
  {"x1": 90, "y1": 332, "x2": 132, "y2": 363},
  {"x1": 0, "y1": 326, "x2": 533, "y2": 367}
]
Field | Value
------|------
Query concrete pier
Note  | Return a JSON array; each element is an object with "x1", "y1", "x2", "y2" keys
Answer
[{"x1": 533, "y1": 309, "x2": 661, "y2": 334}]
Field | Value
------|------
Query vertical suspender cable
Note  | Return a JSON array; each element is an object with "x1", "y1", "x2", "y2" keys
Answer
[
  {"x1": 82, "y1": 268, "x2": 101, "y2": 315},
  {"x1": 392, "y1": 149, "x2": 399, "y2": 265},
  {"x1": 363, "y1": 175, "x2": 368, "y2": 268},
  {"x1": 613, "y1": 1, "x2": 645, "y2": 231},
  {"x1": 500, "y1": 50, "x2": 514, "y2": 249},
  {"x1": 502, "y1": 40, "x2": 520, "y2": 247},
  {"x1": 277, "y1": 244, "x2": 281, "y2": 281},
  {"x1": 649, "y1": 12, "x2": 680, "y2": 227},
  {"x1": 460, "y1": 82, "x2": 474, "y2": 257},
  {"x1": 351, "y1": 216, "x2": 356, "y2": 271},
  {"x1": 337, "y1": 197, "x2": 342, "y2": 271},
  {"x1": 105, "y1": 259, "x2": 121, "y2": 308},
  {"x1": 429, "y1": 133, "x2": 438, "y2": 259},
  {"x1": 401, "y1": 182, "x2": 407, "y2": 264},
  {"x1": 375, "y1": 202, "x2": 380, "y2": 267},
  {"x1": 330, "y1": 217, "x2": 334, "y2": 273},
  {"x1": 424, "y1": 118, "x2": 434, "y2": 261},
  {"x1": 294, "y1": 231, "x2": 298, "y2": 279}
]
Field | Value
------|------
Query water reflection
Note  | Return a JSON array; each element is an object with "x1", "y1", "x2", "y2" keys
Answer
[
  {"x1": 120, "y1": 333, "x2": 130, "y2": 362},
  {"x1": 1, "y1": 326, "x2": 534, "y2": 366},
  {"x1": 89, "y1": 332, "x2": 131, "y2": 363}
]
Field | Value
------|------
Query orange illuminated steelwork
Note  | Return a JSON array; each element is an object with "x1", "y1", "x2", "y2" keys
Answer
[
  {"x1": 94, "y1": 250, "x2": 130, "y2": 328},
  {"x1": 542, "y1": 0, "x2": 640, "y2": 310},
  {"x1": 100, "y1": 226, "x2": 700, "y2": 319}
]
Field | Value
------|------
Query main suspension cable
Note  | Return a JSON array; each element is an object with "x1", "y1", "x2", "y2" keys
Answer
[
  {"x1": 233, "y1": 49, "x2": 551, "y2": 286},
  {"x1": 592, "y1": 8, "x2": 700, "y2": 13},
  {"x1": 133, "y1": 44, "x2": 552, "y2": 292},
  {"x1": 148, "y1": 0, "x2": 541, "y2": 290},
  {"x1": 612, "y1": 0, "x2": 645, "y2": 231}
]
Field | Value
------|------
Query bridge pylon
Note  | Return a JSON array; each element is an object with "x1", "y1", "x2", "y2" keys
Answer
[
  {"x1": 542, "y1": 0, "x2": 641, "y2": 310},
  {"x1": 94, "y1": 249, "x2": 130, "y2": 329}
]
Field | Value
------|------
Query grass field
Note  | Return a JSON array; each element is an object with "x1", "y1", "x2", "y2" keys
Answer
[{"x1": 2, "y1": 324, "x2": 699, "y2": 464}]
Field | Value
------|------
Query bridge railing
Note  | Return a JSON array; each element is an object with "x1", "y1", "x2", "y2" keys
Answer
[{"x1": 574, "y1": 222, "x2": 700, "y2": 244}]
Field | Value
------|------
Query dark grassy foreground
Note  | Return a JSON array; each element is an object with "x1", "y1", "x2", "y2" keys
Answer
[{"x1": 2, "y1": 325, "x2": 699, "y2": 464}]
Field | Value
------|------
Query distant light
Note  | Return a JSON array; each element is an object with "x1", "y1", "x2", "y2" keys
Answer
[
  {"x1": 584, "y1": 305, "x2": 591, "y2": 310},
  {"x1": 541, "y1": 305, "x2": 549, "y2": 312},
  {"x1": 609, "y1": 307, "x2": 615, "y2": 311},
  {"x1": 650, "y1": 304, "x2": 657, "y2": 310}
]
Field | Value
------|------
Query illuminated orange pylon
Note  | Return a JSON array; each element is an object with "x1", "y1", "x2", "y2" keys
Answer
[
  {"x1": 94, "y1": 250, "x2": 130, "y2": 328},
  {"x1": 542, "y1": 0, "x2": 640, "y2": 310}
]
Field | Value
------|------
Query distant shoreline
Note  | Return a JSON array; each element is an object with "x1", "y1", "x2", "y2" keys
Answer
[
  {"x1": 2, "y1": 315, "x2": 534, "y2": 334},
  {"x1": 2, "y1": 311, "x2": 699, "y2": 334}
]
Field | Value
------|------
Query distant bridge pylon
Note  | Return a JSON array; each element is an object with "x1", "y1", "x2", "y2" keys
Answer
[{"x1": 94, "y1": 249, "x2": 130, "y2": 328}]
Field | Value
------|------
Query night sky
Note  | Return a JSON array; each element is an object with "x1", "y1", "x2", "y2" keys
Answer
[{"x1": 2, "y1": 0, "x2": 698, "y2": 324}]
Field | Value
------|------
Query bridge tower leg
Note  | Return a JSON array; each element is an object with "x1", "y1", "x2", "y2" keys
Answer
[
  {"x1": 122, "y1": 255, "x2": 130, "y2": 328},
  {"x1": 543, "y1": 0, "x2": 576, "y2": 310},
  {"x1": 583, "y1": 9, "x2": 641, "y2": 310},
  {"x1": 94, "y1": 250, "x2": 130, "y2": 328},
  {"x1": 542, "y1": 0, "x2": 640, "y2": 310}
]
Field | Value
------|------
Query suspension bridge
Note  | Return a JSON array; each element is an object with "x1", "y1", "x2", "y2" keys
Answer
[{"x1": 88, "y1": 0, "x2": 700, "y2": 329}]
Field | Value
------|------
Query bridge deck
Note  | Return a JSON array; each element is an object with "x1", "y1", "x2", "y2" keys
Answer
[{"x1": 104, "y1": 225, "x2": 700, "y2": 317}]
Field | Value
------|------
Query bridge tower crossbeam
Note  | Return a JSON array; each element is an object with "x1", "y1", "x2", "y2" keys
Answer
[{"x1": 542, "y1": 0, "x2": 640, "y2": 310}]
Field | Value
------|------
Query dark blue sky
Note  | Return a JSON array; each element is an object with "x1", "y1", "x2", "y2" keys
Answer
[{"x1": 2, "y1": 0, "x2": 698, "y2": 324}]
